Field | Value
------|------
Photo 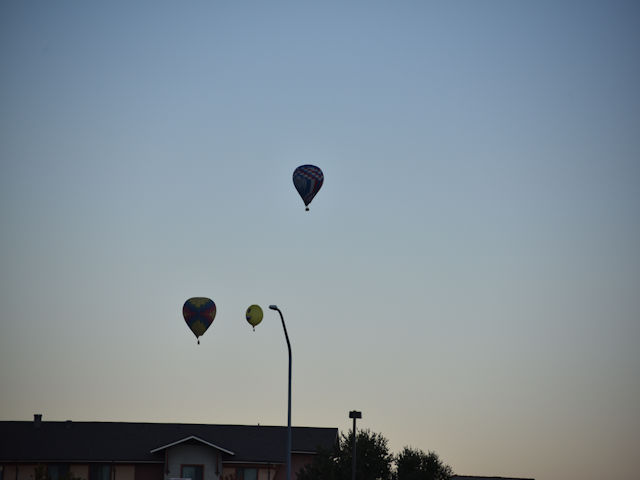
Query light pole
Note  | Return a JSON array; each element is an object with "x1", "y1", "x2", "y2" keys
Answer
[
  {"x1": 349, "y1": 410, "x2": 362, "y2": 480},
  {"x1": 269, "y1": 305, "x2": 292, "y2": 480}
]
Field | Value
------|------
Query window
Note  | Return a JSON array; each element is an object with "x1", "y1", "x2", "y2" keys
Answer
[
  {"x1": 236, "y1": 468, "x2": 257, "y2": 480},
  {"x1": 89, "y1": 465, "x2": 111, "y2": 480},
  {"x1": 181, "y1": 465, "x2": 203, "y2": 480},
  {"x1": 48, "y1": 465, "x2": 69, "y2": 480}
]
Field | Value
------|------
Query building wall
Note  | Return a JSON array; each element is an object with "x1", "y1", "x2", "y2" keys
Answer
[
  {"x1": 17, "y1": 465, "x2": 33, "y2": 480},
  {"x1": 219, "y1": 453, "x2": 314, "y2": 480},
  {"x1": 133, "y1": 464, "x2": 163, "y2": 480},
  {"x1": 70, "y1": 465, "x2": 88, "y2": 480},
  {"x1": 220, "y1": 465, "x2": 277, "y2": 480},
  {"x1": 1, "y1": 451, "x2": 315, "y2": 480},
  {"x1": 268, "y1": 453, "x2": 316, "y2": 480},
  {"x1": 0, "y1": 464, "x2": 158, "y2": 480},
  {"x1": 291, "y1": 454, "x2": 314, "y2": 479},
  {"x1": 114, "y1": 465, "x2": 134, "y2": 480},
  {"x1": 165, "y1": 445, "x2": 221, "y2": 480},
  {"x1": 257, "y1": 466, "x2": 276, "y2": 480},
  {"x1": 269, "y1": 466, "x2": 283, "y2": 480},
  {"x1": 2, "y1": 466, "x2": 17, "y2": 480},
  {"x1": 0, "y1": 464, "x2": 38, "y2": 480}
]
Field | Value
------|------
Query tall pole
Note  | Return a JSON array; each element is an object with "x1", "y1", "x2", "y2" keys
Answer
[
  {"x1": 349, "y1": 410, "x2": 362, "y2": 480},
  {"x1": 352, "y1": 416, "x2": 356, "y2": 480},
  {"x1": 270, "y1": 305, "x2": 292, "y2": 480}
]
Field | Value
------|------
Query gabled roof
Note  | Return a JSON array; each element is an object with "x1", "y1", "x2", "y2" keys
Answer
[
  {"x1": 0, "y1": 421, "x2": 338, "y2": 464},
  {"x1": 149, "y1": 435, "x2": 235, "y2": 455}
]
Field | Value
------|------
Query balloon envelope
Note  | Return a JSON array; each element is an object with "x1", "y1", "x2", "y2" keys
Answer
[
  {"x1": 246, "y1": 304, "x2": 263, "y2": 329},
  {"x1": 293, "y1": 165, "x2": 324, "y2": 210},
  {"x1": 183, "y1": 297, "x2": 216, "y2": 342}
]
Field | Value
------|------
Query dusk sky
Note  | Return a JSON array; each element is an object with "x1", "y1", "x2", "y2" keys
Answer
[{"x1": 1, "y1": 2, "x2": 639, "y2": 480}]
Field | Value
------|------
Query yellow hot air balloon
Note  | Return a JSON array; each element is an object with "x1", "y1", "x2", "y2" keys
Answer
[{"x1": 246, "y1": 305, "x2": 263, "y2": 331}]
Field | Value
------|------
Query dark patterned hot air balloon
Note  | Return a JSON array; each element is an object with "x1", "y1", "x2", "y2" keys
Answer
[
  {"x1": 293, "y1": 165, "x2": 324, "y2": 211},
  {"x1": 183, "y1": 297, "x2": 216, "y2": 344}
]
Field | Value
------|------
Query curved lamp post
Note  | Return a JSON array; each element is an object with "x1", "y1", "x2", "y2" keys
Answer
[{"x1": 269, "y1": 305, "x2": 292, "y2": 480}]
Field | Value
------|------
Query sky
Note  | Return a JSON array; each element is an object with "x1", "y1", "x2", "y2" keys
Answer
[{"x1": 1, "y1": 2, "x2": 639, "y2": 480}]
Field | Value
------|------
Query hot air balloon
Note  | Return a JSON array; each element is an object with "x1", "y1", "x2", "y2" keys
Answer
[
  {"x1": 183, "y1": 297, "x2": 216, "y2": 344},
  {"x1": 293, "y1": 165, "x2": 324, "y2": 211},
  {"x1": 246, "y1": 304, "x2": 263, "y2": 331}
]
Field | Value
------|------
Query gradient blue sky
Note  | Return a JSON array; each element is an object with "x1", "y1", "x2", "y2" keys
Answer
[{"x1": 1, "y1": 2, "x2": 639, "y2": 480}]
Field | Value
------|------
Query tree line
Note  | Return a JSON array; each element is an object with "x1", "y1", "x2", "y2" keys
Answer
[{"x1": 298, "y1": 428, "x2": 454, "y2": 480}]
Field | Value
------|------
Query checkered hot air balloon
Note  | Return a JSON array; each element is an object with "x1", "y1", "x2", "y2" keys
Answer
[
  {"x1": 183, "y1": 297, "x2": 216, "y2": 344},
  {"x1": 293, "y1": 165, "x2": 324, "y2": 211}
]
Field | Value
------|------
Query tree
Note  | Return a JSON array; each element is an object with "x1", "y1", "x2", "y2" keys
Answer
[
  {"x1": 394, "y1": 447, "x2": 453, "y2": 480},
  {"x1": 296, "y1": 444, "x2": 340, "y2": 480},
  {"x1": 297, "y1": 428, "x2": 393, "y2": 480}
]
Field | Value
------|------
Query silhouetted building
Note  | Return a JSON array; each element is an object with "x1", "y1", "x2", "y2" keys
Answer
[{"x1": 0, "y1": 416, "x2": 338, "y2": 480}]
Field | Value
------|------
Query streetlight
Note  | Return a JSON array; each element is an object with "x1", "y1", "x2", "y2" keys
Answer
[
  {"x1": 349, "y1": 410, "x2": 362, "y2": 480},
  {"x1": 269, "y1": 305, "x2": 292, "y2": 480}
]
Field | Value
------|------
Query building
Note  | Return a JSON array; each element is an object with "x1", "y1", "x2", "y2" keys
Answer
[{"x1": 0, "y1": 416, "x2": 338, "y2": 480}]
